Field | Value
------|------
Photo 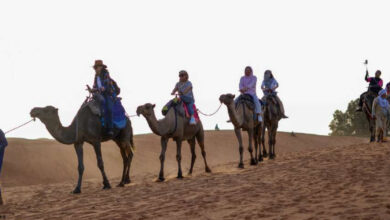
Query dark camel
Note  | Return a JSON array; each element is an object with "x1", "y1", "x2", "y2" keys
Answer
[
  {"x1": 30, "y1": 102, "x2": 134, "y2": 194},
  {"x1": 261, "y1": 95, "x2": 281, "y2": 159},
  {"x1": 136, "y1": 102, "x2": 211, "y2": 181},
  {"x1": 219, "y1": 94, "x2": 262, "y2": 168}
]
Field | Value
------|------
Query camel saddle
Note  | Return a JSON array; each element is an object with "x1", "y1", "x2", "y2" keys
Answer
[
  {"x1": 83, "y1": 96, "x2": 128, "y2": 129},
  {"x1": 235, "y1": 94, "x2": 260, "y2": 110},
  {"x1": 162, "y1": 98, "x2": 200, "y2": 122}
]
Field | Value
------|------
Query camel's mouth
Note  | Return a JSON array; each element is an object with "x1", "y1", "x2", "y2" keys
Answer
[{"x1": 30, "y1": 108, "x2": 41, "y2": 118}]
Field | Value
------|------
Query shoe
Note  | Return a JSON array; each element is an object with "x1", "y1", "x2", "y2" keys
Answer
[
  {"x1": 227, "y1": 120, "x2": 232, "y2": 123},
  {"x1": 107, "y1": 130, "x2": 114, "y2": 137},
  {"x1": 189, "y1": 116, "x2": 196, "y2": 125},
  {"x1": 281, "y1": 114, "x2": 288, "y2": 119}
]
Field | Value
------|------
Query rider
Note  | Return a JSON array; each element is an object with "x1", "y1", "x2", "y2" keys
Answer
[
  {"x1": 92, "y1": 60, "x2": 120, "y2": 136},
  {"x1": 238, "y1": 66, "x2": 262, "y2": 122},
  {"x1": 261, "y1": 70, "x2": 288, "y2": 118},
  {"x1": 372, "y1": 89, "x2": 389, "y2": 142},
  {"x1": 356, "y1": 70, "x2": 383, "y2": 112},
  {"x1": 171, "y1": 70, "x2": 197, "y2": 125}
]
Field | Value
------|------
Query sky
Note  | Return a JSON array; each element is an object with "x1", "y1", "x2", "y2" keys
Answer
[{"x1": 1, "y1": 0, "x2": 390, "y2": 139}]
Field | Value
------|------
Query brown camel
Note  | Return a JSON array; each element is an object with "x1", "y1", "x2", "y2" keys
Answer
[
  {"x1": 261, "y1": 95, "x2": 282, "y2": 159},
  {"x1": 30, "y1": 102, "x2": 134, "y2": 194},
  {"x1": 136, "y1": 102, "x2": 211, "y2": 181},
  {"x1": 219, "y1": 94, "x2": 262, "y2": 168}
]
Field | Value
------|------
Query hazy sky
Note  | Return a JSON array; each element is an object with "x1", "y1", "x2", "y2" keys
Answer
[{"x1": 1, "y1": 0, "x2": 390, "y2": 139}]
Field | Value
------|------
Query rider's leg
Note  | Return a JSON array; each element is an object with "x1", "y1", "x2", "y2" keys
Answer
[
  {"x1": 181, "y1": 96, "x2": 196, "y2": 125},
  {"x1": 252, "y1": 94, "x2": 262, "y2": 122},
  {"x1": 105, "y1": 96, "x2": 114, "y2": 135},
  {"x1": 356, "y1": 92, "x2": 367, "y2": 111},
  {"x1": 275, "y1": 96, "x2": 288, "y2": 118}
]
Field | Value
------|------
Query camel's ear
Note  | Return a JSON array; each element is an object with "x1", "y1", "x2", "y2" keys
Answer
[
  {"x1": 152, "y1": 104, "x2": 156, "y2": 109},
  {"x1": 55, "y1": 108, "x2": 58, "y2": 112},
  {"x1": 232, "y1": 94, "x2": 235, "y2": 99}
]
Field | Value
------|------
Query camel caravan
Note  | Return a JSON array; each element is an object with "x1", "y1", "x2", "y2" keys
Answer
[
  {"x1": 29, "y1": 60, "x2": 287, "y2": 193},
  {"x1": 356, "y1": 60, "x2": 390, "y2": 143}
]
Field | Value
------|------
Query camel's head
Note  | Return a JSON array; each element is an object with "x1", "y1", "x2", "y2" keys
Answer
[
  {"x1": 136, "y1": 103, "x2": 156, "y2": 117},
  {"x1": 219, "y1": 94, "x2": 235, "y2": 105},
  {"x1": 30, "y1": 106, "x2": 59, "y2": 123}
]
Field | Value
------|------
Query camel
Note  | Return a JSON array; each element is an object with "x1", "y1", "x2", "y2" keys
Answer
[
  {"x1": 261, "y1": 95, "x2": 282, "y2": 159},
  {"x1": 362, "y1": 91, "x2": 377, "y2": 142},
  {"x1": 30, "y1": 102, "x2": 134, "y2": 194},
  {"x1": 219, "y1": 94, "x2": 262, "y2": 168},
  {"x1": 136, "y1": 102, "x2": 211, "y2": 181}
]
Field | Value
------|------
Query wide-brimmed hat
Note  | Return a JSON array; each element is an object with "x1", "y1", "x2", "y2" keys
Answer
[{"x1": 93, "y1": 60, "x2": 107, "y2": 68}]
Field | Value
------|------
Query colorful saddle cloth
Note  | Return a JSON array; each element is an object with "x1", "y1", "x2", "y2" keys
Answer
[{"x1": 162, "y1": 98, "x2": 200, "y2": 122}]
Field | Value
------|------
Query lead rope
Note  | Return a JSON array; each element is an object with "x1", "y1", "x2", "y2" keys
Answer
[
  {"x1": 197, "y1": 103, "x2": 223, "y2": 117},
  {"x1": 5, "y1": 119, "x2": 35, "y2": 135}
]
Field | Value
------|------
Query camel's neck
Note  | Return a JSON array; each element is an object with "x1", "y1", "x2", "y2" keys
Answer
[
  {"x1": 144, "y1": 110, "x2": 174, "y2": 136},
  {"x1": 226, "y1": 103, "x2": 244, "y2": 127},
  {"x1": 43, "y1": 115, "x2": 77, "y2": 145}
]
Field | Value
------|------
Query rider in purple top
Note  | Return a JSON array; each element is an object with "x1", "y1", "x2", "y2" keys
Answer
[{"x1": 238, "y1": 66, "x2": 262, "y2": 122}]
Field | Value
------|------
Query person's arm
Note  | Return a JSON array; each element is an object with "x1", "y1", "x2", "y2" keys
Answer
[
  {"x1": 365, "y1": 70, "x2": 370, "y2": 82},
  {"x1": 379, "y1": 79, "x2": 383, "y2": 87},
  {"x1": 239, "y1": 77, "x2": 246, "y2": 93},
  {"x1": 171, "y1": 83, "x2": 178, "y2": 95},
  {"x1": 261, "y1": 81, "x2": 266, "y2": 91},
  {"x1": 182, "y1": 82, "x2": 192, "y2": 95},
  {"x1": 271, "y1": 80, "x2": 279, "y2": 91}
]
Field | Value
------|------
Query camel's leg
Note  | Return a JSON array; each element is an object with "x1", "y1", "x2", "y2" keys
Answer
[
  {"x1": 188, "y1": 138, "x2": 197, "y2": 175},
  {"x1": 73, "y1": 143, "x2": 84, "y2": 194},
  {"x1": 195, "y1": 131, "x2": 211, "y2": 173},
  {"x1": 92, "y1": 142, "x2": 111, "y2": 189},
  {"x1": 234, "y1": 128, "x2": 244, "y2": 168},
  {"x1": 261, "y1": 124, "x2": 268, "y2": 158},
  {"x1": 268, "y1": 126, "x2": 273, "y2": 159},
  {"x1": 255, "y1": 124, "x2": 262, "y2": 163},
  {"x1": 125, "y1": 150, "x2": 133, "y2": 184},
  {"x1": 270, "y1": 125, "x2": 278, "y2": 159},
  {"x1": 158, "y1": 137, "x2": 168, "y2": 182},
  {"x1": 248, "y1": 128, "x2": 256, "y2": 166},
  {"x1": 176, "y1": 140, "x2": 183, "y2": 179},
  {"x1": 117, "y1": 146, "x2": 128, "y2": 187}
]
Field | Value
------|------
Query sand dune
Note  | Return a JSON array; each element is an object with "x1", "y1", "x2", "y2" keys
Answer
[{"x1": 2, "y1": 131, "x2": 388, "y2": 219}]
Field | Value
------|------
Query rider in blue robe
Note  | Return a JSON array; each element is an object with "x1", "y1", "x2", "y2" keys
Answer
[{"x1": 92, "y1": 60, "x2": 120, "y2": 136}]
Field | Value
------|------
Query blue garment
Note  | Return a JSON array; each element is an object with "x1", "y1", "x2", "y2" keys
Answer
[
  {"x1": 262, "y1": 78, "x2": 279, "y2": 96},
  {"x1": 180, "y1": 95, "x2": 195, "y2": 115},
  {"x1": 0, "y1": 129, "x2": 7, "y2": 174},
  {"x1": 176, "y1": 81, "x2": 194, "y2": 101},
  {"x1": 103, "y1": 95, "x2": 114, "y2": 130}
]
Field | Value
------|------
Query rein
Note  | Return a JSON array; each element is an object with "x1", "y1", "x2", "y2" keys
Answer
[
  {"x1": 5, "y1": 119, "x2": 35, "y2": 135},
  {"x1": 197, "y1": 103, "x2": 222, "y2": 117}
]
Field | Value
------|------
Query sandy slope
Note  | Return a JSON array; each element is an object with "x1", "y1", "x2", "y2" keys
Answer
[{"x1": 2, "y1": 131, "x2": 388, "y2": 219}]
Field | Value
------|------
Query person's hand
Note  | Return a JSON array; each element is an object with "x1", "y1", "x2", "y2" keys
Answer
[{"x1": 100, "y1": 87, "x2": 105, "y2": 92}]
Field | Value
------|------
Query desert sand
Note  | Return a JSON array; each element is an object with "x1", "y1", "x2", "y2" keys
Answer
[{"x1": 0, "y1": 131, "x2": 389, "y2": 219}]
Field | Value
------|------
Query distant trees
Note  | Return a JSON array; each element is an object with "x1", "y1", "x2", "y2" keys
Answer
[{"x1": 329, "y1": 99, "x2": 369, "y2": 136}]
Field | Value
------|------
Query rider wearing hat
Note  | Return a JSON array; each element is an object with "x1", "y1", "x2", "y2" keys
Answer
[
  {"x1": 356, "y1": 70, "x2": 383, "y2": 112},
  {"x1": 92, "y1": 60, "x2": 120, "y2": 136}
]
